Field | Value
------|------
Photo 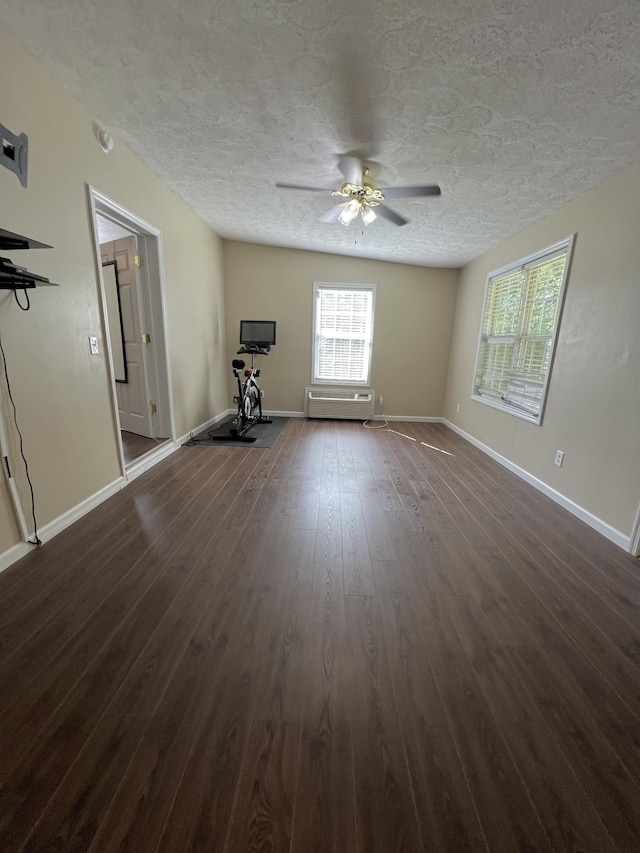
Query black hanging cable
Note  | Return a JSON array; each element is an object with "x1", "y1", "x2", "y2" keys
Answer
[
  {"x1": 0, "y1": 325, "x2": 41, "y2": 545},
  {"x1": 14, "y1": 288, "x2": 30, "y2": 311}
]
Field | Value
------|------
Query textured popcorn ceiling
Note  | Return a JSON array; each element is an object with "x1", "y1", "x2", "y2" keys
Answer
[
  {"x1": 96, "y1": 216, "x2": 133, "y2": 245},
  {"x1": 4, "y1": 1, "x2": 640, "y2": 267}
]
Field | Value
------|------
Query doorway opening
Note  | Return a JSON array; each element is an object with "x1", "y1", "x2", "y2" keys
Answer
[{"x1": 88, "y1": 188, "x2": 175, "y2": 472}]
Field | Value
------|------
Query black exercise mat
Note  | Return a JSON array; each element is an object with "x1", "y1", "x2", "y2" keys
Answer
[{"x1": 184, "y1": 416, "x2": 289, "y2": 448}]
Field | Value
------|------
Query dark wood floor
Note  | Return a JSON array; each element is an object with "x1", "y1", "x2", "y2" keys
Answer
[
  {"x1": 121, "y1": 430, "x2": 166, "y2": 466},
  {"x1": 1, "y1": 418, "x2": 639, "y2": 852}
]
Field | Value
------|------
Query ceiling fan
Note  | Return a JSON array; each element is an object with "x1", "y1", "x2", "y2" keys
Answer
[{"x1": 276, "y1": 155, "x2": 441, "y2": 228}]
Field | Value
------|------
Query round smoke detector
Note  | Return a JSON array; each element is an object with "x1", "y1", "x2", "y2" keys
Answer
[{"x1": 96, "y1": 128, "x2": 114, "y2": 154}]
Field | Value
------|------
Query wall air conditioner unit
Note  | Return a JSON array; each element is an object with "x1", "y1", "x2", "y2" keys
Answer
[{"x1": 305, "y1": 388, "x2": 374, "y2": 420}]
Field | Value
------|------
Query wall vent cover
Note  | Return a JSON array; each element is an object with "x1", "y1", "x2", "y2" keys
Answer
[{"x1": 305, "y1": 388, "x2": 374, "y2": 420}]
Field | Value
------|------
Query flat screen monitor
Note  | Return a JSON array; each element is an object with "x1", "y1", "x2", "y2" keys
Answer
[{"x1": 239, "y1": 320, "x2": 276, "y2": 348}]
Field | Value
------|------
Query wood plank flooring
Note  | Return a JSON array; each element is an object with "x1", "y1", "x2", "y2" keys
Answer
[
  {"x1": 1, "y1": 418, "x2": 639, "y2": 852},
  {"x1": 121, "y1": 430, "x2": 168, "y2": 466}
]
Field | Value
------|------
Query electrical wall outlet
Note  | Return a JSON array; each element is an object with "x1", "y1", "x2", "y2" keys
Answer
[
  {"x1": 456, "y1": 403, "x2": 461, "y2": 413},
  {"x1": 554, "y1": 450, "x2": 564, "y2": 467},
  {"x1": 379, "y1": 395, "x2": 384, "y2": 406},
  {"x1": 88, "y1": 336, "x2": 99, "y2": 355}
]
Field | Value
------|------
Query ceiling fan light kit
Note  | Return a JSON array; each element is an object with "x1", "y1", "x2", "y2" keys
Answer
[
  {"x1": 361, "y1": 205, "x2": 377, "y2": 226},
  {"x1": 338, "y1": 200, "x2": 359, "y2": 227},
  {"x1": 337, "y1": 197, "x2": 377, "y2": 228},
  {"x1": 333, "y1": 175, "x2": 382, "y2": 227},
  {"x1": 276, "y1": 154, "x2": 441, "y2": 230}
]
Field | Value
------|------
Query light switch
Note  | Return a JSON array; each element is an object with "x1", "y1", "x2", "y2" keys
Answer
[{"x1": 89, "y1": 336, "x2": 99, "y2": 355}]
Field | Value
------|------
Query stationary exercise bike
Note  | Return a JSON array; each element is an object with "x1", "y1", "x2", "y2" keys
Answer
[{"x1": 211, "y1": 344, "x2": 272, "y2": 442}]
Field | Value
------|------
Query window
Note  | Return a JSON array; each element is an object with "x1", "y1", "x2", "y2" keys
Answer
[
  {"x1": 472, "y1": 236, "x2": 574, "y2": 424},
  {"x1": 312, "y1": 283, "x2": 375, "y2": 385}
]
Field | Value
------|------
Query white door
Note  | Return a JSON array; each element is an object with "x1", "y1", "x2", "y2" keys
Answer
[{"x1": 101, "y1": 236, "x2": 154, "y2": 438}]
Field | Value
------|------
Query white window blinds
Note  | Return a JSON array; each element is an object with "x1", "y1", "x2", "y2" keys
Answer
[
  {"x1": 473, "y1": 239, "x2": 572, "y2": 423},
  {"x1": 313, "y1": 284, "x2": 375, "y2": 384}
]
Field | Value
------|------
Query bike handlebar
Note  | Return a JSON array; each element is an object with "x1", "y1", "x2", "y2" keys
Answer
[{"x1": 237, "y1": 345, "x2": 270, "y2": 355}]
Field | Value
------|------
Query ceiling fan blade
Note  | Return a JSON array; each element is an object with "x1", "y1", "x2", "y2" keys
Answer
[
  {"x1": 319, "y1": 203, "x2": 346, "y2": 224},
  {"x1": 275, "y1": 182, "x2": 330, "y2": 193},
  {"x1": 334, "y1": 42, "x2": 381, "y2": 157},
  {"x1": 338, "y1": 155, "x2": 363, "y2": 186},
  {"x1": 376, "y1": 203, "x2": 408, "y2": 227},
  {"x1": 379, "y1": 185, "x2": 442, "y2": 199}
]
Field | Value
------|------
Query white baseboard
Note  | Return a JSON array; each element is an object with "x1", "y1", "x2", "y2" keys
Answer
[
  {"x1": 374, "y1": 415, "x2": 443, "y2": 422},
  {"x1": 128, "y1": 406, "x2": 236, "y2": 482},
  {"x1": 443, "y1": 419, "x2": 631, "y2": 552},
  {"x1": 3, "y1": 411, "x2": 629, "y2": 577},
  {"x1": 124, "y1": 439, "x2": 179, "y2": 483},
  {"x1": 630, "y1": 504, "x2": 640, "y2": 558},
  {"x1": 0, "y1": 540, "x2": 37, "y2": 574},
  {"x1": 177, "y1": 409, "x2": 234, "y2": 446},
  {"x1": 127, "y1": 405, "x2": 269, "y2": 478},
  {"x1": 0, "y1": 409, "x2": 236, "y2": 575},
  {"x1": 0, "y1": 475, "x2": 125, "y2": 576},
  {"x1": 39, "y1": 476, "x2": 125, "y2": 542},
  {"x1": 261, "y1": 413, "x2": 441, "y2": 422}
]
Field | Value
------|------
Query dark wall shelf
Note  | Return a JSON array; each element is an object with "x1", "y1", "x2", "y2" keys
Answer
[{"x1": 0, "y1": 228, "x2": 58, "y2": 289}]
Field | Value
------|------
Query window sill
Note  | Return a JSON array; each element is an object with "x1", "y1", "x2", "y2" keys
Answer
[
  {"x1": 311, "y1": 378, "x2": 370, "y2": 386},
  {"x1": 471, "y1": 393, "x2": 542, "y2": 425}
]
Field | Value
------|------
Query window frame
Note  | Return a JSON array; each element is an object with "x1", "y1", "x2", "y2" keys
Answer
[
  {"x1": 471, "y1": 235, "x2": 575, "y2": 425},
  {"x1": 311, "y1": 282, "x2": 376, "y2": 386}
]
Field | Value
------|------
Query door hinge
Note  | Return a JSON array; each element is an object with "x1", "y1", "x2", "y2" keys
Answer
[
  {"x1": 141, "y1": 333, "x2": 151, "y2": 344},
  {"x1": 134, "y1": 255, "x2": 144, "y2": 267},
  {"x1": 148, "y1": 401, "x2": 157, "y2": 415}
]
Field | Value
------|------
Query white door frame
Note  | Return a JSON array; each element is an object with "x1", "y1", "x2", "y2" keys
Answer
[
  {"x1": 630, "y1": 501, "x2": 640, "y2": 557},
  {"x1": 87, "y1": 186, "x2": 175, "y2": 471}
]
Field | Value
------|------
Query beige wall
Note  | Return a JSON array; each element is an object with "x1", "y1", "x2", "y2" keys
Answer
[
  {"x1": 4, "y1": 25, "x2": 636, "y2": 563},
  {"x1": 222, "y1": 241, "x2": 458, "y2": 417},
  {"x1": 444, "y1": 162, "x2": 640, "y2": 538},
  {"x1": 0, "y1": 30, "x2": 227, "y2": 556}
]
